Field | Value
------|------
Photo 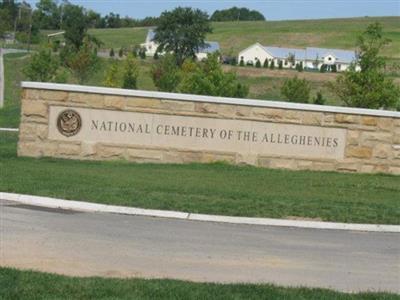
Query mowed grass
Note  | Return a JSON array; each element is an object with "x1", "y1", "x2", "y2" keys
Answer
[
  {"x1": 87, "y1": 17, "x2": 400, "y2": 58},
  {"x1": 1, "y1": 268, "x2": 398, "y2": 300},
  {"x1": 88, "y1": 27, "x2": 149, "y2": 50},
  {"x1": 0, "y1": 52, "x2": 29, "y2": 128},
  {"x1": 1, "y1": 131, "x2": 399, "y2": 224}
]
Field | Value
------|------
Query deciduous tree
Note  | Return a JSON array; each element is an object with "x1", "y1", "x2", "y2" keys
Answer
[
  {"x1": 154, "y1": 7, "x2": 212, "y2": 66},
  {"x1": 331, "y1": 22, "x2": 400, "y2": 109}
]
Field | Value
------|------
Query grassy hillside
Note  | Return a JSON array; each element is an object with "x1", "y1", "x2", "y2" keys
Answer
[{"x1": 88, "y1": 16, "x2": 400, "y2": 58}]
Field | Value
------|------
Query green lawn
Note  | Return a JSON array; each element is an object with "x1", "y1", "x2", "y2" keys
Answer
[
  {"x1": 1, "y1": 267, "x2": 398, "y2": 300},
  {"x1": 87, "y1": 17, "x2": 400, "y2": 58},
  {"x1": 1, "y1": 131, "x2": 399, "y2": 224},
  {"x1": 0, "y1": 52, "x2": 29, "y2": 128}
]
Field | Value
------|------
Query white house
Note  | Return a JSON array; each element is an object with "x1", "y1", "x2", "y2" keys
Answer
[
  {"x1": 238, "y1": 43, "x2": 359, "y2": 72},
  {"x1": 140, "y1": 29, "x2": 220, "y2": 60},
  {"x1": 140, "y1": 30, "x2": 158, "y2": 56}
]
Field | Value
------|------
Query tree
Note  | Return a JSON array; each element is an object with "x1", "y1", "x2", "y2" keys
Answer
[
  {"x1": 23, "y1": 48, "x2": 59, "y2": 82},
  {"x1": 103, "y1": 61, "x2": 120, "y2": 87},
  {"x1": 118, "y1": 48, "x2": 124, "y2": 58},
  {"x1": 32, "y1": 0, "x2": 60, "y2": 30},
  {"x1": 122, "y1": 55, "x2": 138, "y2": 89},
  {"x1": 255, "y1": 59, "x2": 261, "y2": 68},
  {"x1": 109, "y1": 48, "x2": 115, "y2": 57},
  {"x1": 210, "y1": 7, "x2": 265, "y2": 22},
  {"x1": 139, "y1": 47, "x2": 146, "y2": 59},
  {"x1": 278, "y1": 60, "x2": 283, "y2": 69},
  {"x1": 288, "y1": 53, "x2": 296, "y2": 68},
  {"x1": 263, "y1": 58, "x2": 268, "y2": 68},
  {"x1": 63, "y1": 37, "x2": 99, "y2": 84},
  {"x1": 154, "y1": 7, "x2": 212, "y2": 66},
  {"x1": 61, "y1": 4, "x2": 87, "y2": 50},
  {"x1": 331, "y1": 22, "x2": 400, "y2": 109},
  {"x1": 269, "y1": 60, "x2": 275, "y2": 70},
  {"x1": 178, "y1": 53, "x2": 248, "y2": 98},
  {"x1": 281, "y1": 76, "x2": 311, "y2": 103},
  {"x1": 296, "y1": 61, "x2": 304, "y2": 72},
  {"x1": 151, "y1": 54, "x2": 181, "y2": 92}
]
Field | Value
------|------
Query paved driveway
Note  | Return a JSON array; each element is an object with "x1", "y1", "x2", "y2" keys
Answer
[{"x1": 1, "y1": 199, "x2": 399, "y2": 293}]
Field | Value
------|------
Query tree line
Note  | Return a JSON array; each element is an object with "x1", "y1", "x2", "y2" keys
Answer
[{"x1": 1, "y1": 1, "x2": 266, "y2": 38}]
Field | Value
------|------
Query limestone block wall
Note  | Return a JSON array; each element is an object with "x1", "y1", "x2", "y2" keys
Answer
[{"x1": 18, "y1": 82, "x2": 400, "y2": 174}]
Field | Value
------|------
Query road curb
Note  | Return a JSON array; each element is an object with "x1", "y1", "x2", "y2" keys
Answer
[{"x1": 1, "y1": 192, "x2": 399, "y2": 233}]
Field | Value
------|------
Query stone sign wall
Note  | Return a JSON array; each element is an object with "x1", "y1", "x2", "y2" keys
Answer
[{"x1": 18, "y1": 82, "x2": 400, "y2": 174}]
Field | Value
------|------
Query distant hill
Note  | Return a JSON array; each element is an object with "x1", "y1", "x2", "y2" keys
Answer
[{"x1": 87, "y1": 16, "x2": 400, "y2": 58}]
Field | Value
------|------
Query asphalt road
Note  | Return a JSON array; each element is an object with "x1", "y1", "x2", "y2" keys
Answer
[{"x1": 0, "y1": 199, "x2": 399, "y2": 293}]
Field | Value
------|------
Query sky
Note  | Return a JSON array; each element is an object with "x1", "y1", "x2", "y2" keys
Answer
[{"x1": 24, "y1": 0, "x2": 400, "y2": 20}]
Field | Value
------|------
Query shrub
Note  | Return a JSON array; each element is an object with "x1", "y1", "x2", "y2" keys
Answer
[
  {"x1": 230, "y1": 57, "x2": 237, "y2": 66},
  {"x1": 23, "y1": 48, "x2": 60, "y2": 82},
  {"x1": 103, "y1": 61, "x2": 120, "y2": 88},
  {"x1": 269, "y1": 60, "x2": 275, "y2": 69},
  {"x1": 118, "y1": 48, "x2": 124, "y2": 58},
  {"x1": 278, "y1": 60, "x2": 283, "y2": 69},
  {"x1": 109, "y1": 48, "x2": 115, "y2": 57},
  {"x1": 179, "y1": 53, "x2": 248, "y2": 98},
  {"x1": 320, "y1": 64, "x2": 327, "y2": 73},
  {"x1": 313, "y1": 91, "x2": 325, "y2": 105},
  {"x1": 139, "y1": 48, "x2": 146, "y2": 59},
  {"x1": 255, "y1": 59, "x2": 261, "y2": 68},
  {"x1": 263, "y1": 58, "x2": 268, "y2": 68},
  {"x1": 154, "y1": 52, "x2": 159, "y2": 60},
  {"x1": 331, "y1": 64, "x2": 337, "y2": 72},
  {"x1": 152, "y1": 54, "x2": 181, "y2": 92},
  {"x1": 296, "y1": 61, "x2": 304, "y2": 72},
  {"x1": 239, "y1": 57, "x2": 244, "y2": 66},
  {"x1": 281, "y1": 76, "x2": 311, "y2": 103},
  {"x1": 122, "y1": 55, "x2": 138, "y2": 89}
]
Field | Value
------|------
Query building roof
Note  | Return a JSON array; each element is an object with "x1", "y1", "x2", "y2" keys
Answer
[
  {"x1": 199, "y1": 41, "x2": 220, "y2": 53},
  {"x1": 305, "y1": 47, "x2": 357, "y2": 63},
  {"x1": 241, "y1": 42, "x2": 357, "y2": 64},
  {"x1": 263, "y1": 46, "x2": 306, "y2": 60},
  {"x1": 146, "y1": 29, "x2": 156, "y2": 41}
]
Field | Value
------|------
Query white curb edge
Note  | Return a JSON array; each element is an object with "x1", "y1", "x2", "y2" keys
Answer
[
  {"x1": 0, "y1": 127, "x2": 19, "y2": 132},
  {"x1": 1, "y1": 192, "x2": 399, "y2": 233}
]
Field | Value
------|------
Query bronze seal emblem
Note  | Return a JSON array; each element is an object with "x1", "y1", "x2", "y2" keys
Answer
[{"x1": 57, "y1": 109, "x2": 82, "y2": 137}]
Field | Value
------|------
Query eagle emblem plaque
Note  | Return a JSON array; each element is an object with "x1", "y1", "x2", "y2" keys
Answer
[{"x1": 57, "y1": 109, "x2": 82, "y2": 137}]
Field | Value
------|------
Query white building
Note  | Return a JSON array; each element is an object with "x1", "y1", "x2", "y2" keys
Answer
[
  {"x1": 238, "y1": 43, "x2": 359, "y2": 72},
  {"x1": 140, "y1": 29, "x2": 220, "y2": 60}
]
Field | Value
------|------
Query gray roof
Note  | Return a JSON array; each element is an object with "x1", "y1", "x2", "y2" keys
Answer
[
  {"x1": 198, "y1": 41, "x2": 220, "y2": 53},
  {"x1": 256, "y1": 44, "x2": 356, "y2": 63},
  {"x1": 263, "y1": 46, "x2": 306, "y2": 60},
  {"x1": 305, "y1": 47, "x2": 357, "y2": 63},
  {"x1": 146, "y1": 29, "x2": 156, "y2": 41}
]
